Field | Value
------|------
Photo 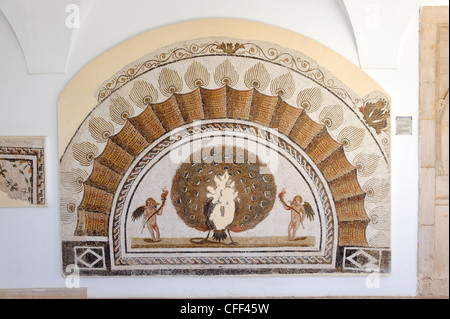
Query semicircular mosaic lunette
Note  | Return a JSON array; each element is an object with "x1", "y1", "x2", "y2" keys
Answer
[{"x1": 75, "y1": 85, "x2": 368, "y2": 247}]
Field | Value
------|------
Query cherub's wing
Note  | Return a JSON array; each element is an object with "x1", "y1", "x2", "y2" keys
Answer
[
  {"x1": 131, "y1": 206, "x2": 146, "y2": 222},
  {"x1": 304, "y1": 202, "x2": 315, "y2": 221}
]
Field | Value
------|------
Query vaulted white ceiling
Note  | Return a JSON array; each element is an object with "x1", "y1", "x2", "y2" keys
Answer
[{"x1": 0, "y1": 0, "x2": 440, "y2": 73}]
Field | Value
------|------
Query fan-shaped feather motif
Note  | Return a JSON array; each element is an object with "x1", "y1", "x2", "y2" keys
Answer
[
  {"x1": 129, "y1": 81, "x2": 158, "y2": 108},
  {"x1": 363, "y1": 178, "x2": 390, "y2": 203},
  {"x1": 89, "y1": 117, "x2": 115, "y2": 143},
  {"x1": 337, "y1": 126, "x2": 366, "y2": 152},
  {"x1": 158, "y1": 68, "x2": 183, "y2": 97},
  {"x1": 270, "y1": 73, "x2": 296, "y2": 99},
  {"x1": 61, "y1": 168, "x2": 89, "y2": 193},
  {"x1": 368, "y1": 206, "x2": 390, "y2": 231},
  {"x1": 319, "y1": 105, "x2": 344, "y2": 131},
  {"x1": 353, "y1": 153, "x2": 381, "y2": 177},
  {"x1": 109, "y1": 95, "x2": 135, "y2": 125},
  {"x1": 297, "y1": 87, "x2": 322, "y2": 113},
  {"x1": 214, "y1": 59, "x2": 239, "y2": 87},
  {"x1": 185, "y1": 61, "x2": 210, "y2": 90},
  {"x1": 60, "y1": 197, "x2": 77, "y2": 224},
  {"x1": 72, "y1": 142, "x2": 99, "y2": 166},
  {"x1": 244, "y1": 62, "x2": 271, "y2": 91}
]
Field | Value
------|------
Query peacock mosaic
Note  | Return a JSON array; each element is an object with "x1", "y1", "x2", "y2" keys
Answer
[{"x1": 60, "y1": 37, "x2": 391, "y2": 276}]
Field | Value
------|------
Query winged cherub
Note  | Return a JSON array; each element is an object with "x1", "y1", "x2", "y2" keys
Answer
[
  {"x1": 131, "y1": 188, "x2": 168, "y2": 242},
  {"x1": 278, "y1": 188, "x2": 315, "y2": 241}
]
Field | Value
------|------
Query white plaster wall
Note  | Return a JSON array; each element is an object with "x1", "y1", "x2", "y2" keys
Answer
[{"x1": 0, "y1": 0, "x2": 448, "y2": 298}]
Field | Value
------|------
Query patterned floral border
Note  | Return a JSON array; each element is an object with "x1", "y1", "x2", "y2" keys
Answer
[
  {"x1": 0, "y1": 146, "x2": 45, "y2": 205},
  {"x1": 96, "y1": 39, "x2": 360, "y2": 108}
]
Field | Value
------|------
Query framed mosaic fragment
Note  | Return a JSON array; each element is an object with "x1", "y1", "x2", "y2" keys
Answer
[
  {"x1": 59, "y1": 20, "x2": 391, "y2": 276},
  {"x1": 0, "y1": 136, "x2": 46, "y2": 207}
]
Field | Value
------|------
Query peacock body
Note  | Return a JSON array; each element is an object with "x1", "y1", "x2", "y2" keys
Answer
[{"x1": 171, "y1": 146, "x2": 277, "y2": 243}]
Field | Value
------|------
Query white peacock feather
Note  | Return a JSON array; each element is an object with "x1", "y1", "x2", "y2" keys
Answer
[{"x1": 206, "y1": 171, "x2": 238, "y2": 230}]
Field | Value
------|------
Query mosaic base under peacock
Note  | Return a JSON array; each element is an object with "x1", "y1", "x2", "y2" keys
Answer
[{"x1": 60, "y1": 37, "x2": 391, "y2": 276}]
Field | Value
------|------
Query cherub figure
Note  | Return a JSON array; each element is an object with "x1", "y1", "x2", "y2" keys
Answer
[
  {"x1": 278, "y1": 188, "x2": 314, "y2": 241},
  {"x1": 131, "y1": 188, "x2": 168, "y2": 242}
]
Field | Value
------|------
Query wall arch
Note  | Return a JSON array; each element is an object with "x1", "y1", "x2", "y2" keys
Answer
[{"x1": 59, "y1": 19, "x2": 391, "y2": 275}]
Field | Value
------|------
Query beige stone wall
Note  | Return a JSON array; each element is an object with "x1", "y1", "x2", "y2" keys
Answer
[{"x1": 419, "y1": 6, "x2": 449, "y2": 298}]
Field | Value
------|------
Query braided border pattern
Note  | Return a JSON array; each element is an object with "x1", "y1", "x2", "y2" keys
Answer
[{"x1": 112, "y1": 123, "x2": 335, "y2": 266}]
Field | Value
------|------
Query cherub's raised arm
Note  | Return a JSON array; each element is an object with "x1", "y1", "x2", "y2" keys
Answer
[
  {"x1": 281, "y1": 200, "x2": 291, "y2": 210},
  {"x1": 278, "y1": 188, "x2": 292, "y2": 211}
]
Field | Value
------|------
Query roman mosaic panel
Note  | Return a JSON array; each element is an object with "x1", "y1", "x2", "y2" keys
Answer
[
  {"x1": 59, "y1": 28, "x2": 391, "y2": 276},
  {"x1": 0, "y1": 137, "x2": 46, "y2": 207}
]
